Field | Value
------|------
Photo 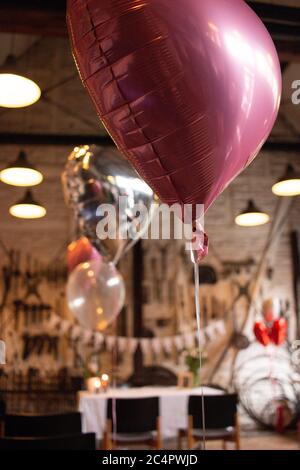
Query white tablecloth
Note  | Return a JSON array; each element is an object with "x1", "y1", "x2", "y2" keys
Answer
[{"x1": 78, "y1": 386, "x2": 223, "y2": 439}]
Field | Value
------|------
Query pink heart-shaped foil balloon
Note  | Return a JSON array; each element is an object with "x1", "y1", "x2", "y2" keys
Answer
[{"x1": 67, "y1": 0, "x2": 281, "y2": 215}]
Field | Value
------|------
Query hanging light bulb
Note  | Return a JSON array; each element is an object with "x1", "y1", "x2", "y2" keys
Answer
[
  {"x1": 235, "y1": 200, "x2": 270, "y2": 227},
  {"x1": 0, "y1": 150, "x2": 43, "y2": 187},
  {"x1": 9, "y1": 189, "x2": 46, "y2": 219},
  {"x1": 0, "y1": 54, "x2": 41, "y2": 108},
  {"x1": 272, "y1": 164, "x2": 300, "y2": 197}
]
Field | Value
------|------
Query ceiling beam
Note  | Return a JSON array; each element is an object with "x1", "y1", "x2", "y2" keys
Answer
[
  {"x1": 263, "y1": 140, "x2": 300, "y2": 153},
  {"x1": 247, "y1": 1, "x2": 300, "y2": 24},
  {"x1": 0, "y1": 132, "x2": 298, "y2": 153},
  {"x1": 0, "y1": 1, "x2": 66, "y2": 37},
  {"x1": 0, "y1": 1, "x2": 299, "y2": 59},
  {"x1": 0, "y1": 132, "x2": 113, "y2": 147},
  {"x1": 276, "y1": 41, "x2": 300, "y2": 63}
]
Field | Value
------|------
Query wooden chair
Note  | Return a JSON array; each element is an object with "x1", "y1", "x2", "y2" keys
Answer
[
  {"x1": 4, "y1": 412, "x2": 82, "y2": 437},
  {"x1": 103, "y1": 397, "x2": 161, "y2": 450},
  {"x1": 178, "y1": 394, "x2": 240, "y2": 450},
  {"x1": 0, "y1": 433, "x2": 96, "y2": 450}
]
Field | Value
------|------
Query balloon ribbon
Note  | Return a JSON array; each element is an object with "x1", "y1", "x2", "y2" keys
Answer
[{"x1": 191, "y1": 222, "x2": 208, "y2": 450}]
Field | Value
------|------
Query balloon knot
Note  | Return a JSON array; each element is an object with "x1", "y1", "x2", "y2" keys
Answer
[{"x1": 190, "y1": 223, "x2": 209, "y2": 264}]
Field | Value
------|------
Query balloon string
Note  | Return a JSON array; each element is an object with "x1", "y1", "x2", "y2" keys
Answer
[
  {"x1": 193, "y1": 261, "x2": 206, "y2": 450},
  {"x1": 112, "y1": 241, "x2": 126, "y2": 267},
  {"x1": 113, "y1": 236, "x2": 138, "y2": 266},
  {"x1": 111, "y1": 324, "x2": 118, "y2": 446}
]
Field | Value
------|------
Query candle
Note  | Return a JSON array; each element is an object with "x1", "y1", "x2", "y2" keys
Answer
[
  {"x1": 86, "y1": 376, "x2": 102, "y2": 393},
  {"x1": 94, "y1": 377, "x2": 101, "y2": 393},
  {"x1": 101, "y1": 373, "x2": 109, "y2": 392}
]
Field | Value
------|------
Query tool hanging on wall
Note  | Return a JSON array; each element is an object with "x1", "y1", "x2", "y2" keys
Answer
[
  {"x1": 0, "y1": 241, "x2": 69, "y2": 377},
  {"x1": 22, "y1": 333, "x2": 60, "y2": 360}
]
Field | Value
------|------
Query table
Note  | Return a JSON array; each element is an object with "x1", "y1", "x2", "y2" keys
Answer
[{"x1": 78, "y1": 386, "x2": 223, "y2": 439}]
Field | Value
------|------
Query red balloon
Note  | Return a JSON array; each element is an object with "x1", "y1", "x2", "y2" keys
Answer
[
  {"x1": 67, "y1": 236, "x2": 102, "y2": 273},
  {"x1": 270, "y1": 318, "x2": 287, "y2": 346},
  {"x1": 67, "y1": 0, "x2": 281, "y2": 216},
  {"x1": 254, "y1": 321, "x2": 271, "y2": 347}
]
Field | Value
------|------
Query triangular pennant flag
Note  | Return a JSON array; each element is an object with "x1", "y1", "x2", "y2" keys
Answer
[
  {"x1": 140, "y1": 338, "x2": 151, "y2": 356},
  {"x1": 128, "y1": 338, "x2": 138, "y2": 354},
  {"x1": 205, "y1": 324, "x2": 215, "y2": 341},
  {"x1": 60, "y1": 319, "x2": 71, "y2": 334},
  {"x1": 195, "y1": 330, "x2": 206, "y2": 347},
  {"x1": 117, "y1": 337, "x2": 128, "y2": 353},
  {"x1": 93, "y1": 332, "x2": 104, "y2": 348},
  {"x1": 70, "y1": 325, "x2": 82, "y2": 340},
  {"x1": 0, "y1": 340, "x2": 5, "y2": 365},
  {"x1": 162, "y1": 337, "x2": 173, "y2": 354},
  {"x1": 151, "y1": 337, "x2": 162, "y2": 355},
  {"x1": 105, "y1": 336, "x2": 116, "y2": 351},
  {"x1": 48, "y1": 314, "x2": 61, "y2": 329},
  {"x1": 173, "y1": 335, "x2": 184, "y2": 351},
  {"x1": 214, "y1": 320, "x2": 226, "y2": 336},
  {"x1": 82, "y1": 329, "x2": 93, "y2": 345},
  {"x1": 183, "y1": 332, "x2": 195, "y2": 349}
]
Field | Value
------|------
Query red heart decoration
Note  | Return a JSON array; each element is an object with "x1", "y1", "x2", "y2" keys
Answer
[
  {"x1": 67, "y1": 0, "x2": 281, "y2": 215},
  {"x1": 270, "y1": 318, "x2": 287, "y2": 346},
  {"x1": 253, "y1": 318, "x2": 287, "y2": 347},
  {"x1": 254, "y1": 321, "x2": 271, "y2": 347}
]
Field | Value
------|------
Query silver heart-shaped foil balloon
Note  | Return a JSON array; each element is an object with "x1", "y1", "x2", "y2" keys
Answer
[{"x1": 62, "y1": 145, "x2": 155, "y2": 262}]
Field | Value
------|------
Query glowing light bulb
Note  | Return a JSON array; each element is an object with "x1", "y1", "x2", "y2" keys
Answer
[
  {"x1": 0, "y1": 151, "x2": 43, "y2": 187},
  {"x1": 235, "y1": 200, "x2": 269, "y2": 227},
  {"x1": 9, "y1": 203, "x2": 46, "y2": 219},
  {"x1": 0, "y1": 73, "x2": 41, "y2": 108},
  {"x1": 9, "y1": 190, "x2": 46, "y2": 219},
  {"x1": 272, "y1": 165, "x2": 300, "y2": 197}
]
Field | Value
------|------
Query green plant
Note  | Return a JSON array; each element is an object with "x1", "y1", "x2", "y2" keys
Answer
[{"x1": 185, "y1": 348, "x2": 206, "y2": 387}]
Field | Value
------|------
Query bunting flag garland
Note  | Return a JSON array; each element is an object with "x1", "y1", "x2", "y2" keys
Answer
[
  {"x1": 106, "y1": 336, "x2": 117, "y2": 352},
  {"x1": 196, "y1": 330, "x2": 206, "y2": 347},
  {"x1": 140, "y1": 338, "x2": 151, "y2": 356},
  {"x1": 70, "y1": 325, "x2": 82, "y2": 341},
  {"x1": 151, "y1": 338, "x2": 162, "y2": 355},
  {"x1": 117, "y1": 337, "x2": 128, "y2": 353},
  {"x1": 82, "y1": 330, "x2": 93, "y2": 345},
  {"x1": 93, "y1": 333, "x2": 103, "y2": 348},
  {"x1": 128, "y1": 338, "x2": 138, "y2": 354},
  {"x1": 60, "y1": 319, "x2": 72, "y2": 335},
  {"x1": 173, "y1": 335, "x2": 184, "y2": 351},
  {"x1": 47, "y1": 313, "x2": 226, "y2": 358},
  {"x1": 162, "y1": 337, "x2": 173, "y2": 355},
  {"x1": 183, "y1": 332, "x2": 195, "y2": 349}
]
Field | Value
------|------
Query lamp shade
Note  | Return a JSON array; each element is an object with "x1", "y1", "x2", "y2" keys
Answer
[
  {"x1": 272, "y1": 164, "x2": 300, "y2": 197},
  {"x1": 0, "y1": 55, "x2": 41, "y2": 108},
  {"x1": 0, "y1": 150, "x2": 43, "y2": 187},
  {"x1": 9, "y1": 189, "x2": 46, "y2": 219},
  {"x1": 235, "y1": 200, "x2": 270, "y2": 227}
]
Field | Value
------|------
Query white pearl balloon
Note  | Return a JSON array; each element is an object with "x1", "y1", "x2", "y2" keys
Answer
[{"x1": 67, "y1": 259, "x2": 125, "y2": 331}]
